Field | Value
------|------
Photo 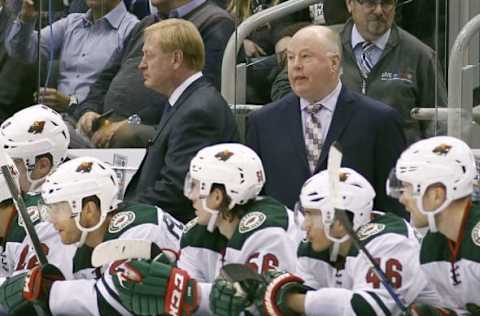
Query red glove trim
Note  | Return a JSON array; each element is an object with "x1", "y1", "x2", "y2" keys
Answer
[
  {"x1": 264, "y1": 273, "x2": 303, "y2": 316},
  {"x1": 22, "y1": 266, "x2": 42, "y2": 301}
]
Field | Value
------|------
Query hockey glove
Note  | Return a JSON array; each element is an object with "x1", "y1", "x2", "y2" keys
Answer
[
  {"x1": 401, "y1": 304, "x2": 458, "y2": 316},
  {"x1": 211, "y1": 263, "x2": 266, "y2": 316},
  {"x1": 112, "y1": 258, "x2": 198, "y2": 316},
  {"x1": 467, "y1": 303, "x2": 480, "y2": 316},
  {"x1": 260, "y1": 269, "x2": 307, "y2": 316},
  {"x1": 0, "y1": 263, "x2": 64, "y2": 316}
]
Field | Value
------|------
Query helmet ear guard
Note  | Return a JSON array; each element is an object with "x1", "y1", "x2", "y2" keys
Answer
[
  {"x1": 185, "y1": 143, "x2": 266, "y2": 231},
  {"x1": 391, "y1": 136, "x2": 477, "y2": 232}
]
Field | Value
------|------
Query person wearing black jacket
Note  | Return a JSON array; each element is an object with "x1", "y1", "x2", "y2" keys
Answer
[{"x1": 124, "y1": 19, "x2": 238, "y2": 223}]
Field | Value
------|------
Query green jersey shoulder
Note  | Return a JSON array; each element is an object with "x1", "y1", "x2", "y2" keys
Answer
[
  {"x1": 180, "y1": 218, "x2": 228, "y2": 253},
  {"x1": 421, "y1": 203, "x2": 480, "y2": 264},
  {"x1": 6, "y1": 193, "x2": 44, "y2": 243},
  {"x1": 228, "y1": 197, "x2": 289, "y2": 250},
  {"x1": 104, "y1": 202, "x2": 159, "y2": 241}
]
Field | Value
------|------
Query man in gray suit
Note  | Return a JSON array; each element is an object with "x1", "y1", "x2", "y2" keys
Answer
[{"x1": 124, "y1": 18, "x2": 239, "y2": 223}]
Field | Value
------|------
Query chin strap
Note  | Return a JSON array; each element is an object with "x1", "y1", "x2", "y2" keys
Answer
[
  {"x1": 77, "y1": 231, "x2": 88, "y2": 248},
  {"x1": 201, "y1": 198, "x2": 219, "y2": 232}
]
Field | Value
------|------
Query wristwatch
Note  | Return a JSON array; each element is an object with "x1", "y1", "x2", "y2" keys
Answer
[
  {"x1": 127, "y1": 114, "x2": 142, "y2": 125},
  {"x1": 68, "y1": 95, "x2": 78, "y2": 107}
]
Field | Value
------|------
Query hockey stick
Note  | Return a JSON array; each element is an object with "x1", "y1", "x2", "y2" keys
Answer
[
  {"x1": 0, "y1": 150, "x2": 48, "y2": 267},
  {"x1": 91, "y1": 239, "x2": 166, "y2": 267},
  {"x1": 0, "y1": 150, "x2": 50, "y2": 316},
  {"x1": 327, "y1": 142, "x2": 407, "y2": 312}
]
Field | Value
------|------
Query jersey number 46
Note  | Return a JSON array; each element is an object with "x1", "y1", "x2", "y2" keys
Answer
[{"x1": 366, "y1": 258, "x2": 402, "y2": 289}]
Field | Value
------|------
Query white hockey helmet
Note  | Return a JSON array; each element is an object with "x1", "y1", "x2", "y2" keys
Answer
[
  {"x1": 298, "y1": 167, "x2": 375, "y2": 259},
  {"x1": 184, "y1": 143, "x2": 265, "y2": 231},
  {"x1": 41, "y1": 157, "x2": 120, "y2": 246},
  {"x1": 387, "y1": 136, "x2": 477, "y2": 232},
  {"x1": 0, "y1": 152, "x2": 20, "y2": 204},
  {"x1": 0, "y1": 105, "x2": 70, "y2": 190}
]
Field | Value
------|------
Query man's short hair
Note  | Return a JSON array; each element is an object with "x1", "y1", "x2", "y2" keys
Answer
[{"x1": 144, "y1": 19, "x2": 205, "y2": 72}]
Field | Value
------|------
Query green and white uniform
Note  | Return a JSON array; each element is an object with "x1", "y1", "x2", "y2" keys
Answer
[
  {"x1": 419, "y1": 203, "x2": 480, "y2": 315},
  {"x1": 178, "y1": 197, "x2": 303, "y2": 314},
  {"x1": 48, "y1": 202, "x2": 183, "y2": 316},
  {"x1": 297, "y1": 212, "x2": 441, "y2": 316}
]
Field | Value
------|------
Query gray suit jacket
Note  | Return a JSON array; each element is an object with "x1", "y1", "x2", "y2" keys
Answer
[{"x1": 124, "y1": 76, "x2": 239, "y2": 223}]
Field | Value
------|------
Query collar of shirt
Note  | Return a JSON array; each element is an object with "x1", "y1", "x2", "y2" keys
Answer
[
  {"x1": 168, "y1": 0, "x2": 206, "y2": 18},
  {"x1": 300, "y1": 80, "x2": 342, "y2": 114},
  {"x1": 168, "y1": 72, "x2": 203, "y2": 106},
  {"x1": 82, "y1": 1, "x2": 129, "y2": 29},
  {"x1": 351, "y1": 24, "x2": 391, "y2": 51}
]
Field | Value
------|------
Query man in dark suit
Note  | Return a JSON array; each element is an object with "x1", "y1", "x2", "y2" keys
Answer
[
  {"x1": 247, "y1": 25, "x2": 406, "y2": 216},
  {"x1": 124, "y1": 19, "x2": 239, "y2": 223}
]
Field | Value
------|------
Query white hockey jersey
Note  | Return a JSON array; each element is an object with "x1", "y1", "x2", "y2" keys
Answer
[
  {"x1": 177, "y1": 196, "x2": 303, "y2": 314},
  {"x1": 297, "y1": 212, "x2": 441, "y2": 316},
  {"x1": 0, "y1": 193, "x2": 76, "y2": 282},
  {"x1": 48, "y1": 201, "x2": 183, "y2": 316},
  {"x1": 418, "y1": 203, "x2": 480, "y2": 315}
]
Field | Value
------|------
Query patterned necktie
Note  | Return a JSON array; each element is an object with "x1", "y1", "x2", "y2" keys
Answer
[
  {"x1": 304, "y1": 103, "x2": 323, "y2": 174},
  {"x1": 360, "y1": 41, "x2": 375, "y2": 75}
]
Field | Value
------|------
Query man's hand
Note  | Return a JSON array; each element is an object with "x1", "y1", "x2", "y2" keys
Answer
[
  {"x1": 260, "y1": 269, "x2": 306, "y2": 316},
  {"x1": 0, "y1": 263, "x2": 64, "y2": 315},
  {"x1": 243, "y1": 39, "x2": 266, "y2": 58},
  {"x1": 111, "y1": 259, "x2": 199, "y2": 316},
  {"x1": 91, "y1": 120, "x2": 127, "y2": 148},
  {"x1": 19, "y1": 0, "x2": 38, "y2": 22},
  {"x1": 77, "y1": 111, "x2": 101, "y2": 137},
  {"x1": 36, "y1": 88, "x2": 70, "y2": 112}
]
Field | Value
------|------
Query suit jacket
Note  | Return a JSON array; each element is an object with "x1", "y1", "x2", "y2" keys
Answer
[
  {"x1": 124, "y1": 76, "x2": 239, "y2": 223},
  {"x1": 246, "y1": 84, "x2": 407, "y2": 216}
]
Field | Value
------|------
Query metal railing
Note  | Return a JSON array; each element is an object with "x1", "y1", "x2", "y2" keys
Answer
[
  {"x1": 414, "y1": 13, "x2": 480, "y2": 145},
  {"x1": 221, "y1": 0, "x2": 321, "y2": 104}
]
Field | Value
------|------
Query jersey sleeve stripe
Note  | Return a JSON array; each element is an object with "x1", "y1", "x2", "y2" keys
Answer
[
  {"x1": 366, "y1": 291, "x2": 392, "y2": 316},
  {"x1": 95, "y1": 276, "x2": 133, "y2": 316}
]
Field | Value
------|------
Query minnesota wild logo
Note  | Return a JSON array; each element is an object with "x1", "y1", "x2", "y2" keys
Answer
[
  {"x1": 472, "y1": 222, "x2": 480, "y2": 247},
  {"x1": 432, "y1": 144, "x2": 452, "y2": 156},
  {"x1": 215, "y1": 150, "x2": 234, "y2": 161},
  {"x1": 76, "y1": 162, "x2": 94, "y2": 173},
  {"x1": 28, "y1": 121, "x2": 45, "y2": 134}
]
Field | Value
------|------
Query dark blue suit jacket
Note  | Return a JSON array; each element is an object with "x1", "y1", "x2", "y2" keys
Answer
[
  {"x1": 125, "y1": 77, "x2": 239, "y2": 223},
  {"x1": 246, "y1": 85, "x2": 407, "y2": 216}
]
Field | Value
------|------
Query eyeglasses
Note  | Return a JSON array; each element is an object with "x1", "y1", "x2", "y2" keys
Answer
[{"x1": 355, "y1": 0, "x2": 395, "y2": 11}]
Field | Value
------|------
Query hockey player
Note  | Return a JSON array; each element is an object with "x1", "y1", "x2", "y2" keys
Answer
[
  {"x1": 387, "y1": 136, "x2": 480, "y2": 315},
  {"x1": 0, "y1": 156, "x2": 184, "y2": 315},
  {"x1": 108, "y1": 143, "x2": 302, "y2": 316},
  {"x1": 0, "y1": 104, "x2": 70, "y2": 193},
  {"x1": 256, "y1": 167, "x2": 440, "y2": 316},
  {"x1": 0, "y1": 105, "x2": 76, "y2": 280}
]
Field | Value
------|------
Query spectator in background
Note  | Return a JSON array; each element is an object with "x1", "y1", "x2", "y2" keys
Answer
[
  {"x1": 5, "y1": 0, "x2": 138, "y2": 113},
  {"x1": 124, "y1": 19, "x2": 239, "y2": 223},
  {"x1": 270, "y1": 21, "x2": 310, "y2": 101},
  {"x1": 247, "y1": 25, "x2": 406, "y2": 217},
  {"x1": 74, "y1": 0, "x2": 234, "y2": 148},
  {"x1": 0, "y1": 0, "x2": 35, "y2": 122},
  {"x1": 341, "y1": 0, "x2": 447, "y2": 145}
]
